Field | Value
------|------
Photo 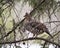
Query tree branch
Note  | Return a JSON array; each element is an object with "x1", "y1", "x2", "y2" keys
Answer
[
  {"x1": 45, "y1": 21, "x2": 60, "y2": 23},
  {"x1": 0, "y1": 37, "x2": 60, "y2": 47}
]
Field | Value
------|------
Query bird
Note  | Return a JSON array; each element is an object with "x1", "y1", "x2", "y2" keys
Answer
[{"x1": 23, "y1": 13, "x2": 53, "y2": 38}]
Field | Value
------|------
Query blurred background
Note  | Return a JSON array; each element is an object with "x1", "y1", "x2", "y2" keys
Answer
[{"x1": 0, "y1": 0, "x2": 60, "y2": 48}]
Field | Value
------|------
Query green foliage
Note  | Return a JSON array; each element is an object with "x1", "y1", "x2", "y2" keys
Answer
[
  {"x1": 22, "y1": 0, "x2": 57, "y2": 17},
  {"x1": 0, "y1": 0, "x2": 14, "y2": 41},
  {"x1": 24, "y1": 0, "x2": 57, "y2": 10}
]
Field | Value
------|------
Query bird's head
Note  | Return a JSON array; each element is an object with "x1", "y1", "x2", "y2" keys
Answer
[{"x1": 24, "y1": 13, "x2": 31, "y2": 21}]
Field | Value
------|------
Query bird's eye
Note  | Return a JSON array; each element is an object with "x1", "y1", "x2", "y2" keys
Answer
[
  {"x1": 31, "y1": 24, "x2": 35, "y2": 27},
  {"x1": 32, "y1": 25, "x2": 35, "y2": 27}
]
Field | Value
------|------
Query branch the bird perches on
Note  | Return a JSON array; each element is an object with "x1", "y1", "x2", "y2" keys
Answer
[{"x1": 0, "y1": 37, "x2": 60, "y2": 47}]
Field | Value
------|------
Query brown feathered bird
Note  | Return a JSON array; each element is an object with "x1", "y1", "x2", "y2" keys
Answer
[{"x1": 23, "y1": 13, "x2": 53, "y2": 38}]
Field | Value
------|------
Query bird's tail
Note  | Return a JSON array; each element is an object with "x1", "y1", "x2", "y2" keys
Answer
[
  {"x1": 46, "y1": 31, "x2": 53, "y2": 38},
  {"x1": 43, "y1": 27, "x2": 53, "y2": 38}
]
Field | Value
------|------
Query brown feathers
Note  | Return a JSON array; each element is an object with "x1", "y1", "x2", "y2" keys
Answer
[{"x1": 23, "y1": 13, "x2": 53, "y2": 38}]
